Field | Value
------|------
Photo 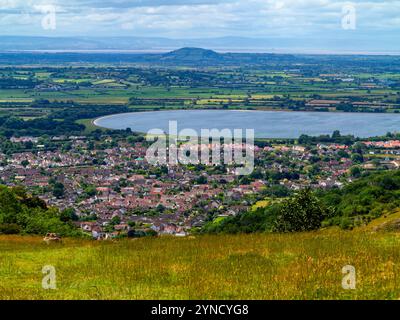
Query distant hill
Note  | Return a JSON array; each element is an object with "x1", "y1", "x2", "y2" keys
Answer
[
  {"x1": 161, "y1": 47, "x2": 223, "y2": 63},
  {"x1": 0, "y1": 47, "x2": 295, "y2": 66},
  {"x1": 0, "y1": 36, "x2": 284, "y2": 52},
  {"x1": 2, "y1": 47, "x2": 399, "y2": 68}
]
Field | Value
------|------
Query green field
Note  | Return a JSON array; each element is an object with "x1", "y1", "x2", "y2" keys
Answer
[
  {"x1": 1, "y1": 62, "x2": 399, "y2": 116},
  {"x1": 1, "y1": 228, "x2": 400, "y2": 300},
  {"x1": 75, "y1": 118, "x2": 105, "y2": 133}
]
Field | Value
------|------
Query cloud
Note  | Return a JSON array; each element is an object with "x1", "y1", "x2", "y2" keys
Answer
[{"x1": 0, "y1": 0, "x2": 398, "y2": 40}]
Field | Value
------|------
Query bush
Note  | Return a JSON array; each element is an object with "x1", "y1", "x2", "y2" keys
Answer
[
  {"x1": 339, "y1": 217, "x2": 353, "y2": 230},
  {"x1": 0, "y1": 223, "x2": 21, "y2": 234},
  {"x1": 127, "y1": 230, "x2": 147, "y2": 238},
  {"x1": 203, "y1": 205, "x2": 280, "y2": 234}
]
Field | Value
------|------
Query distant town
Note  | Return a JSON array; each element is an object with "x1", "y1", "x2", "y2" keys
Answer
[{"x1": 1, "y1": 131, "x2": 399, "y2": 239}]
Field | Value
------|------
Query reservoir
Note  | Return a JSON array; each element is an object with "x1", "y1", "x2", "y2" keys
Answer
[{"x1": 94, "y1": 110, "x2": 400, "y2": 139}]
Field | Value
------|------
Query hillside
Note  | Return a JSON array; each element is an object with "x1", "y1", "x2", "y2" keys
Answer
[
  {"x1": 0, "y1": 185, "x2": 80, "y2": 236},
  {"x1": 203, "y1": 170, "x2": 400, "y2": 234},
  {"x1": 1, "y1": 230, "x2": 399, "y2": 299},
  {"x1": 161, "y1": 47, "x2": 223, "y2": 63}
]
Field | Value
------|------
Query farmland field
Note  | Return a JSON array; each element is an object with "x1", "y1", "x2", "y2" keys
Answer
[
  {"x1": 1, "y1": 229, "x2": 400, "y2": 300},
  {"x1": 1, "y1": 53, "x2": 400, "y2": 124}
]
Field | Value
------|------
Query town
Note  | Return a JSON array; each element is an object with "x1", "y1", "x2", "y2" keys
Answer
[{"x1": 1, "y1": 131, "x2": 398, "y2": 239}]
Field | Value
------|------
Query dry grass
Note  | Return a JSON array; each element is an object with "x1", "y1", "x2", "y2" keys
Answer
[{"x1": 1, "y1": 230, "x2": 400, "y2": 300}]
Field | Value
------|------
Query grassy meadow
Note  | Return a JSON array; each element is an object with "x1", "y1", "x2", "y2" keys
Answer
[{"x1": 1, "y1": 229, "x2": 400, "y2": 300}]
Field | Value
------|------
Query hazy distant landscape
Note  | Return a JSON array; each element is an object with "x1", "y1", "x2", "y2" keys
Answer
[{"x1": 1, "y1": 35, "x2": 400, "y2": 55}]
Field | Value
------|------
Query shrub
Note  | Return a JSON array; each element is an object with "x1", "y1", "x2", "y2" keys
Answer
[{"x1": 0, "y1": 223, "x2": 21, "y2": 234}]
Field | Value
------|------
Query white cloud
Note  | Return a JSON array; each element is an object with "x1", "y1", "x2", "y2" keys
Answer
[{"x1": 0, "y1": 0, "x2": 398, "y2": 39}]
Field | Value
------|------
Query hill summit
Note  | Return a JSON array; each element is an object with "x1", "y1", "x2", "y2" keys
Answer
[{"x1": 162, "y1": 47, "x2": 222, "y2": 62}]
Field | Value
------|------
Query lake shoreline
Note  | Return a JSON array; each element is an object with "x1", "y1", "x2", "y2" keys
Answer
[
  {"x1": 93, "y1": 108, "x2": 397, "y2": 125},
  {"x1": 93, "y1": 109, "x2": 400, "y2": 139}
]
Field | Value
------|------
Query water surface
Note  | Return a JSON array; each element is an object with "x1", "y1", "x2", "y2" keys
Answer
[{"x1": 94, "y1": 110, "x2": 400, "y2": 138}]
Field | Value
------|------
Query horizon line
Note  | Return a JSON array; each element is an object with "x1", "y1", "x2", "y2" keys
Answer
[{"x1": 2, "y1": 48, "x2": 400, "y2": 57}]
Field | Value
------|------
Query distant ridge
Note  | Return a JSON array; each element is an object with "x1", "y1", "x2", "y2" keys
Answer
[
  {"x1": 0, "y1": 47, "x2": 297, "y2": 66},
  {"x1": 2, "y1": 35, "x2": 399, "y2": 54},
  {"x1": 2, "y1": 47, "x2": 398, "y2": 68},
  {"x1": 162, "y1": 47, "x2": 222, "y2": 62}
]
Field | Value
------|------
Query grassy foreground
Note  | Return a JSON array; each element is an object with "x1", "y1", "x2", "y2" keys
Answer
[{"x1": 1, "y1": 230, "x2": 400, "y2": 300}]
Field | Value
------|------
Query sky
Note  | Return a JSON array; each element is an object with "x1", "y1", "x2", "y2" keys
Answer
[{"x1": 0, "y1": 0, "x2": 399, "y2": 50}]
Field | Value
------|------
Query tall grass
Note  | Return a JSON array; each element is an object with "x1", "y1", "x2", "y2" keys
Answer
[{"x1": 0, "y1": 230, "x2": 400, "y2": 300}]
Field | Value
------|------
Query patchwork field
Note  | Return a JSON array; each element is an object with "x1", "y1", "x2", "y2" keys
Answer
[
  {"x1": 1, "y1": 230, "x2": 400, "y2": 300},
  {"x1": 1, "y1": 56, "x2": 400, "y2": 121}
]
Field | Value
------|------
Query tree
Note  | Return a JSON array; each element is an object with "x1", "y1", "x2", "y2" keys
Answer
[
  {"x1": 52, "y1": 182, "x2": 65, "y2": 198},
  {"x1": 60, "y1": 208, "x2": 78, "y2": 222},
  {"x1": 337, "y1": 150, "x2": 349, "y2": 159},
  {"x1": 84, "y1": 185, "x2": 97, "y2": 197},
  {"x1": 274, "y1": 188, "x2": 330, "y2": 232},
  {"x1": 110, "y1": 216, "x2": 121, "y2": 226},
  {"x1": 21, "y1": 160, "x2": 29, "y2": 167},
  {"x1": 332, "y1": 130, "x2": 341, "y2": 139},
  {"x1": 196, "y1": 175, "x2": 207, "y2": 185},
  {"x1": 351, "y1": 153, "x2": 364, "y2": 164},
  {"x1": 24, "y1": 141, "x2": 34, "y2": 149},
  {"x1": 350, "y1": 166, "x2": 362, "y2": 178}
]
